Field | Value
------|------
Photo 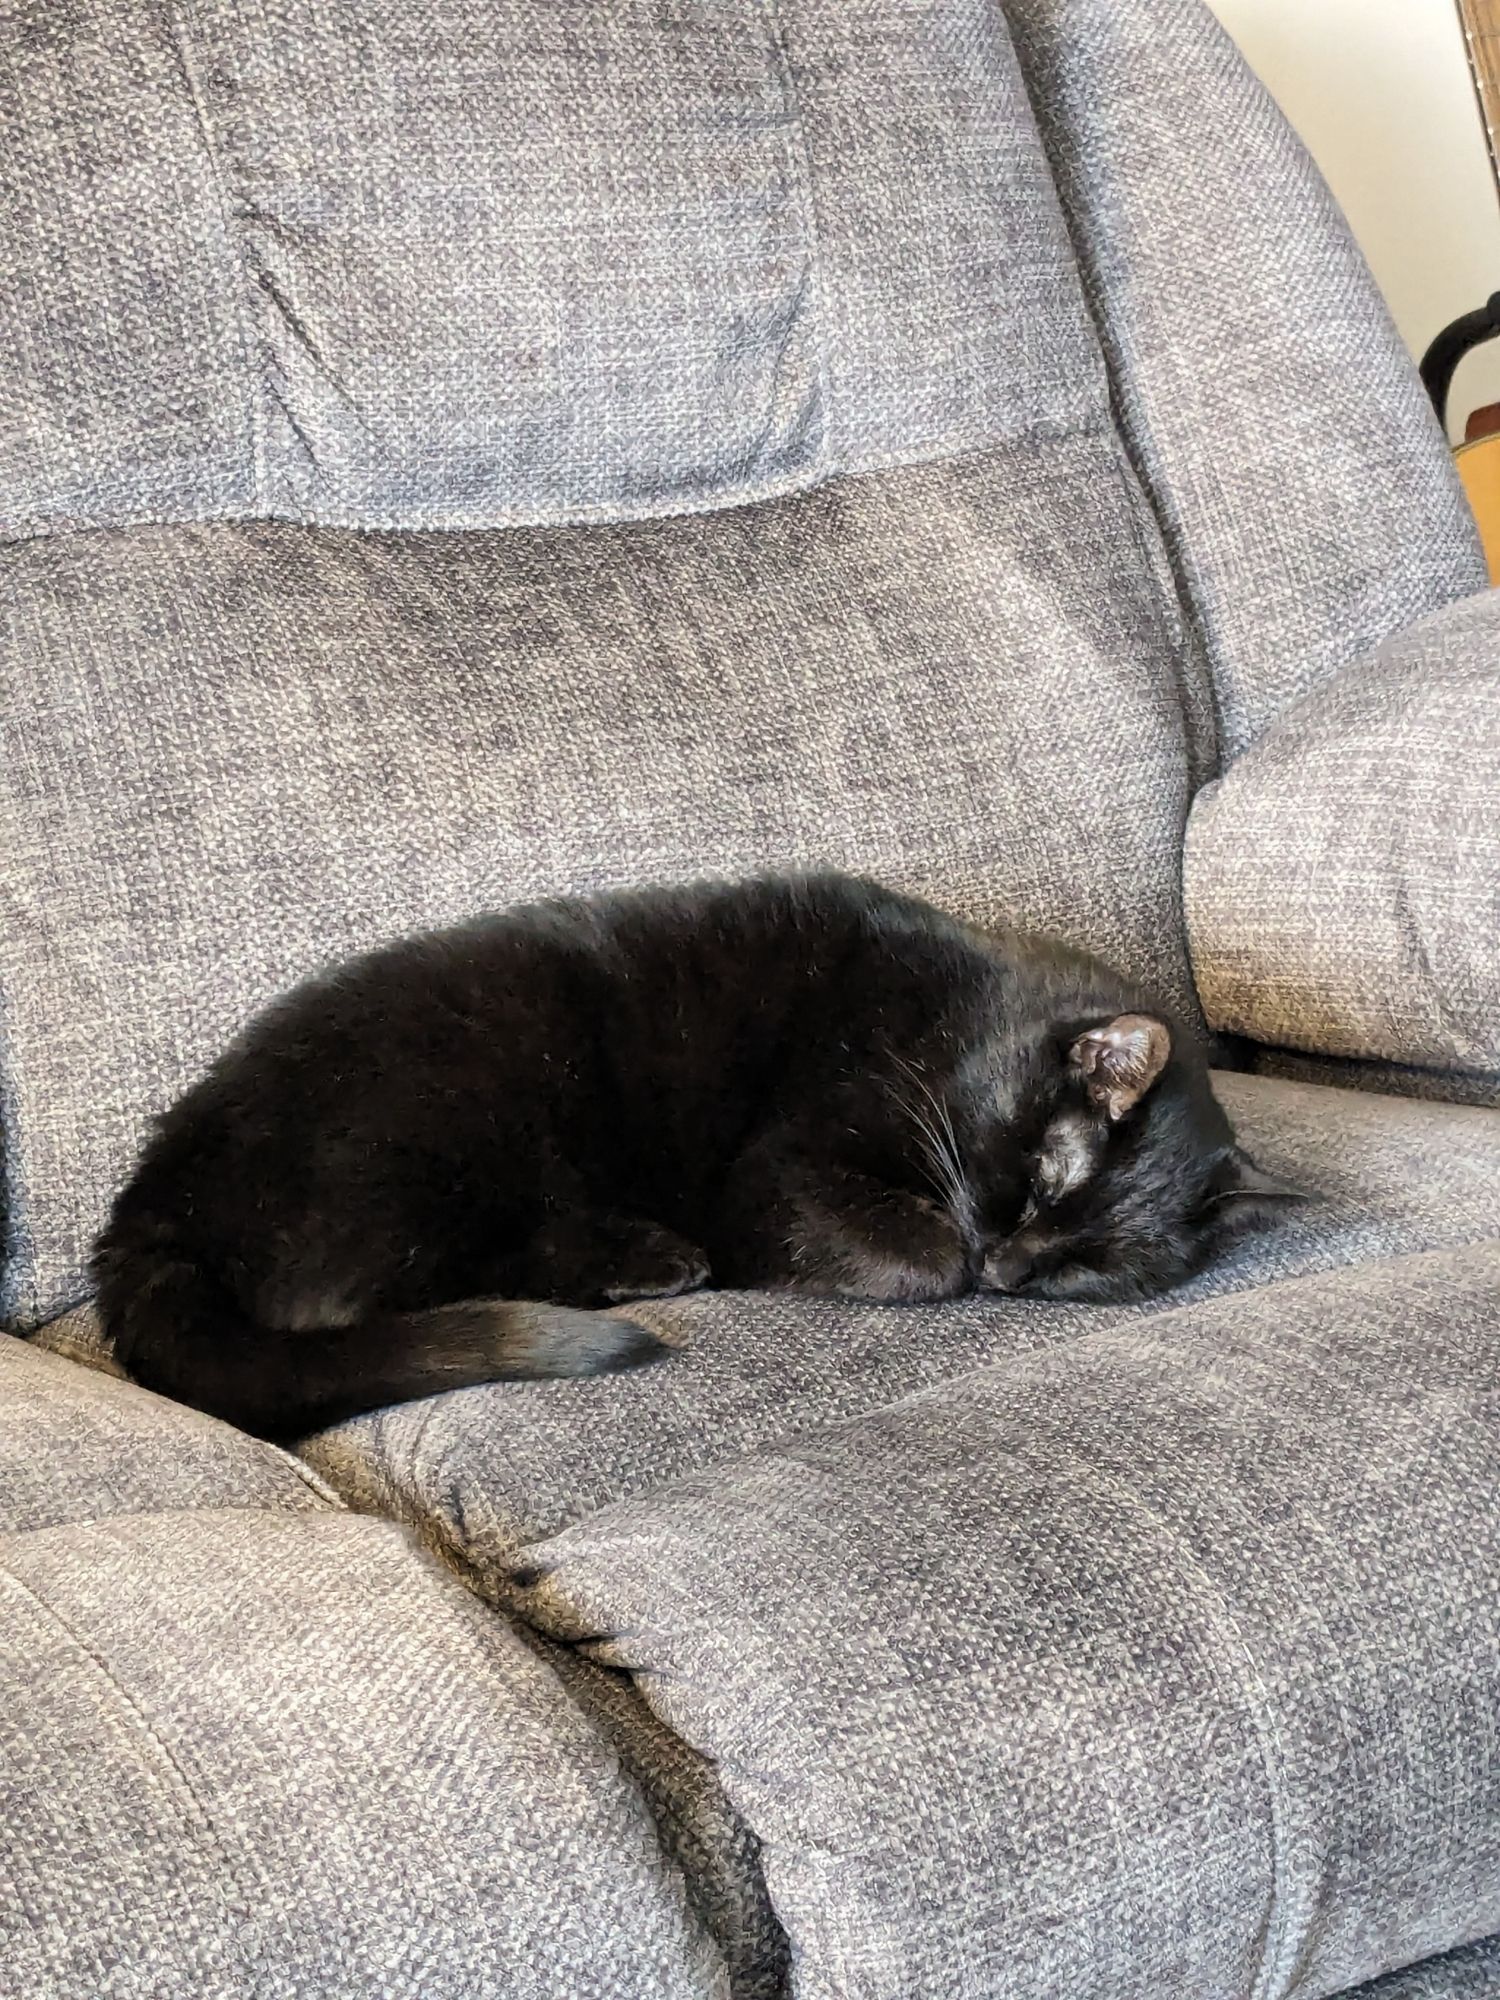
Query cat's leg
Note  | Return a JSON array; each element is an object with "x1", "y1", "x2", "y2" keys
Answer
[
  {"x1": 787, "y1": 1175, "x2": 970, "y2": 1301},
  {"x1": 719, "y1": 1151, "x2": 971, "y2": 1303},
  {"x1": 521, "y1": 1207, "x2": 711, "y2": 1308}
]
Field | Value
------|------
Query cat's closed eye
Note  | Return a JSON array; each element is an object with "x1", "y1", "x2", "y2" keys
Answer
[{"x1": 1034, "y1": 1114, "x2": 1103, "y2": 1204}]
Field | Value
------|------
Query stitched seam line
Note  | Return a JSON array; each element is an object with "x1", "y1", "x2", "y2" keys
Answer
[
  {"x1": 0, "y1": 1559, "x2": 274, "y2": 1919},
  {"x1": 157, "y1": 0, "x2": 265, "y2": 510},
  {"x1": 1102, "y1": 430, "x2": 1216, "y2": 1039},
  {"x1": 0, "y1": 415, "x2": 1118, "y2": 553},
  {"x1": 0, "y1": 978, "x2": 38, "y2": 1327},
  {"x1": 1041, "y1": 1454, "x2": 1297, "y2": 2000},
  {"x1": 760, "y1": 0, "x2": 838, "y2": 473}
]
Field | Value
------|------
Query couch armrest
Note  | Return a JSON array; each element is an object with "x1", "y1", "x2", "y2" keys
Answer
[
  {"x1": 1005, "y1": 0, "x2": 1483, "y2": 761},
  {"x1": 1185, "y1": 589, "x2": 1500, "y2": 1089},
  {"x1": 2, "y1": 1510, "x2": 726, "y2": 1997}
]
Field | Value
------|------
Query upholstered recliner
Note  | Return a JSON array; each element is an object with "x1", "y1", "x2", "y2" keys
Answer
[{"x1": 3, "y1": 3, "x2": 1498, "y2": 1994}]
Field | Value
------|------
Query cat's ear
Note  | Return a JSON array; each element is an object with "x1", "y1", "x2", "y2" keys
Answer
[
  {"x1": 1209, "y1": 1149, "x2": 1310, "y2": 1236},
  {"x1": 1068, "y1": 1014, "x2": 1172, "y2": 1121}
]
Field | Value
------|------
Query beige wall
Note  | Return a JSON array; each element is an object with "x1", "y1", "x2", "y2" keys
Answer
[{"x1": 1207, "y1": 0, "x2": 1500, "y2": 435}]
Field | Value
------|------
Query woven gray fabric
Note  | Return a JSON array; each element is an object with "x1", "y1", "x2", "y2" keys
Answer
[
  {"x1": 1, "y1": 0, "x2": 1103, "y2": 539},
  {"x1": 11, "y1": 1329, "x2": 787, "y2": 1995},
  {"x1": 1, "y1": 1509, "x2": 725, "y2": 1999},
  {"x1": 0, "y1": 454, "x2": 1196, "y2": 1329},
  {"x1": 0, "y1": 1333, "x2": 333, "y2": 1535},
  {"x1": 528, "y1": 1628, "x2": 790, "y2": 2000},
  {"x1": 22, "y1": 1301, "x2": 130, "y2": 1379},
  {"x1": 516, "y1": 1240, "x2": 1500, "y2": 2000},
  {"x1": 0, "y1": 0, "x2": 253, "y2": 541},
  {"x1": 300, "y1": 1070, "x2": 1500, "y2": 1571},
  {"x1": 1187, "y1": 593, "x2": 1500, "y2": 1081},
  {"x1": 1252, "y1": 1048, "x2": 1500, "y2": 1113},
  {"x1": 1338, "y1": 1938, "x2": 1500, "y2": 2000},
  {"x1": 1006, "y1": 0, "x2": 1484, "y2": 759}
]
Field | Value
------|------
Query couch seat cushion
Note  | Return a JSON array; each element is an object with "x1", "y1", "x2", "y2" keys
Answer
[
  {"x1": 1, "y1": 1509, "x2": 725, "y2": 1999},
  {"x1": 298, "y1": 1070, "x2": 1500, "y2": 1572},
  {"x1": 0, "y1": 1332, "x2": 333, "y2": 1535},
  {"x1": 1251, "y1": 1047, "x2": 1500, "y2": 1113},
  {"x1": 514, "y1": 1239, "x2": 1500, "y2": 2000}
]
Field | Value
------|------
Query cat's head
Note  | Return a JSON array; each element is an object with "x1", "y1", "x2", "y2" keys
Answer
[{"x1": 973, "y1": 1014, "x2": 1301, "y2": 1303}]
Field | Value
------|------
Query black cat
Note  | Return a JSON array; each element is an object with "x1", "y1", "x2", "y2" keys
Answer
[{"x1": 95, "y1": 872, "x2": 1295, "y2": 1437}]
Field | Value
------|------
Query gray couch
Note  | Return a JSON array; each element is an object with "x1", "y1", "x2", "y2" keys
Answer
[{"x1": 3, "y1": 2, "x2": 1498, "y2": 1994}]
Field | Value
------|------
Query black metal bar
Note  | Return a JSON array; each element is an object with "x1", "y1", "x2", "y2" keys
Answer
[{"x1": 1420, "y1": 290, "x2": 1500, "y2": 430}]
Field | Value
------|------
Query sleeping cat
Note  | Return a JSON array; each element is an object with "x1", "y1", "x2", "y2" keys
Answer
[{"x1": 95, "y1": 872, "x2": 1295, "y2": 1438}]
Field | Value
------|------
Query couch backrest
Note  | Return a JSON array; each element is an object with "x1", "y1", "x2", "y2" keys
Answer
[
  {"x1": 2, "y1": 1, "x2": 1477, "y2": 721},
  {"x1": 4, "y1": 0, "x2": 1107, "y2": 537}
]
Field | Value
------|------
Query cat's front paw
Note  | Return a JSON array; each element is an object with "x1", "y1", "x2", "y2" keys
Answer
[
  {"x1": 801, "y1": 1191, "x2": 970, "y2": 1304},
  {"x1": 524, "y1": 1210, "x2": 711, "y2": 1307},
  {"x1": 601, "y1": 1226, "x2": 711, "y2": 1305}
]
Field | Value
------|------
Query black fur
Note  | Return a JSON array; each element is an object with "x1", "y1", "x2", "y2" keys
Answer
[{"x1": 95, "y1": 873, "x2": 1297, "y2": 1437}]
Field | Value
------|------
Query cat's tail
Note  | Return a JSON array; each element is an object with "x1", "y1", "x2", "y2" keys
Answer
[{"x1": 95, "y1": 1231, "x2": 667, "y2": 1441}]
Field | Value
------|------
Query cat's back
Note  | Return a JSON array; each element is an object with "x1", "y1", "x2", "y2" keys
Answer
[
  {"x1": 584, "y1": 870, "x2": 987, "y2": 1019},
  {"x1": 157, "y1": 871, "x2": 983, "y2": 1155}
]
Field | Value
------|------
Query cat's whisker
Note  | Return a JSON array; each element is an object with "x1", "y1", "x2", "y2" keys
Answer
[
  {"x1": 931, "y1": 1091, "x2": 973, "y2": 1231},
  {"x1": 885, "y1": 1056, "x2": 970, "y2": 1225},
  {"x1": 924, "y1": 1112, "x2": 967, "y2": 1218},
  {"x1": 882, "y1": 1081, "x2": 947, "y2": 1206},
  {"x1": 881, "y1": 1080, "x2": 948, "y2": 1207},
  {"x1": 891, "y1": 1054, "x2": 967, "y2": 1204}
]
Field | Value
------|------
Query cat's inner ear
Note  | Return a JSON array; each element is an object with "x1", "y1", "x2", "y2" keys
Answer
[
  {"x1": 1210, "y1": 1148, "x2": 1309, "y2": 1236},
  {"x1": 1068, "y1": 1014, "x2": 1172, "y2": 1121}
]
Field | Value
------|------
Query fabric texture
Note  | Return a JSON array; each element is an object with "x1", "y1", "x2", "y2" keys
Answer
[
  {"x1": 1, "y1": 0, "x2": 1104, "y2": 540},
  {"x1": 516, "y1": 1239, "x2": 1500, "y2": 2000},
  {"x1": 0, "y1": 1332, "x2": 333, "y2": 1535},
  {"x1": 3, "y1": 3, "x2": 1497, "y2": 1991},
  {"x1": 0, "y1": 0, "x2": 254, "y2": 539},
  {"x1": 0, "y1": 454, "x2": 1197, "y2": 1330},
  {"x1": 1, "y1": 1509, "x2": 726, "y2": 1999},
  {"x1": 1251, "y1": 1047, "x2": 1500, "y2": 1114},
  {"x1": 1187, "y1": 592, "x2": 1500, "y2": 1082},
  {"x1": 300, "y1": 1070, "x2": 1500, "y2": 1572},
  {"x1": 1337, "y1": 1937, "x2": 1500, "y2": 2000},
  {"x1": 527, "y1": 1629, "x2": 790, "y2": 2000},
  {"x1": 1006, "y1": 0, "x2": 1485, "y2": 760}
]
